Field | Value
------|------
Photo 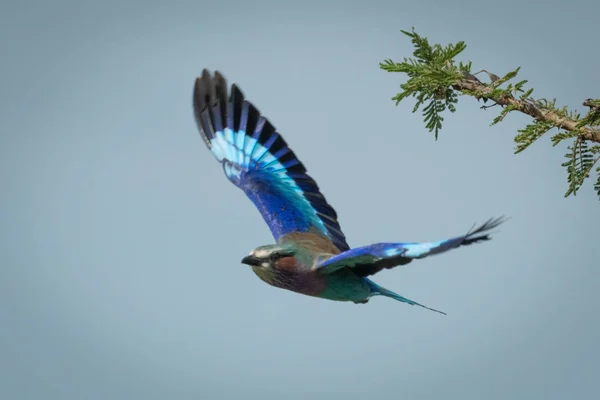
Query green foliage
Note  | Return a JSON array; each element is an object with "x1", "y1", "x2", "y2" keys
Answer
[
  {"x1": 595, "y1": 169, "x2": 600, "y2": 198},
  {"x1": 491, "y1": 104, "x2": 517, "y2": 126},
  {"x1": 514, "y1": 120, "x2": 554, "y2": 154},
  {"x1": 381, "y1": 28, "x2": 600, "y2": 201},
  {"x1": 562, "y1": 143, "x2": 600, "y2": 197},
  {"x1": 551, "y1": 130, "x2": 581, "y2": 146},
  {"x1": 578, "y1": 99, "x2": 600, "y2": 127},
  {"x1": 380, "y1": 29, "x2": 465, "y2": 139}
]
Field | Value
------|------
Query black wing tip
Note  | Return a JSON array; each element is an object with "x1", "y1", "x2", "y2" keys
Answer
[
  {"x1": 194, "y1": 70, "x2": 243, "y2": 103},
  {"x1": 482, "y1": 215, "x2": 510, "y2": 232},
  {"x1": 193, "y1": 70, "x2": 265, "y2": 141},
  {"x1": 193, "y1": 70, "x2": 229, "y2": 110},
  {"x1": 231, "y1": 83, "x2": 243, "y2": 98},
  {"x1": 464, "y1": 215, "x2": 509, "y2": 244},
  {"x1": 193, "y1": 70, "x2": 239, "y2": 147}
]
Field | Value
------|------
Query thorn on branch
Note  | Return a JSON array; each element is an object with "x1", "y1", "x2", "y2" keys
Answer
[
  {"x1": 480, "y1": 103, "x2": 500, "y2": 110},
  {"x1": 461, "y1": 70, "x2": 481, "y2": 82},
  {"x1": 583, "y1": 98, "x2": 600, "y2": 113},
  {"x1": 474, "y1": 69, "x2": 500, "y2": 82}
]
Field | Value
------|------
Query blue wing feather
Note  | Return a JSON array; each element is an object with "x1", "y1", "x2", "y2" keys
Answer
[
  {"x1": 317, "y1": 217, "x2": 507, "y2": 276},
  {"x1": 193, "y1": 70, "x2": 349, "y2": 251}
]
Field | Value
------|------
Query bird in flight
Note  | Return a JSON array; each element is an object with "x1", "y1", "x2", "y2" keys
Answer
[{"x1": 193, "y1": 70, "x2": 505, "y2": 315}]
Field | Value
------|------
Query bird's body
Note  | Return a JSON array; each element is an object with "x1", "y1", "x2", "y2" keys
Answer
[
  {"x1": 249, "y1": 232, "x2": 375, "y2": 303},
  {"x1": 193, "y1": 70, "x2": 505, "y2": 315}
]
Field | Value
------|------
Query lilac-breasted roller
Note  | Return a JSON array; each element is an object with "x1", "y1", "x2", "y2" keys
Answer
[{"x1": 193, "y1": 70, "x2": 505, "y2": 315}]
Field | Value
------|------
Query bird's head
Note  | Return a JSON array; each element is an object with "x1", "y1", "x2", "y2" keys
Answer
[{"x1": 241, "y1": 244, "x2": 297, "y2": 270}]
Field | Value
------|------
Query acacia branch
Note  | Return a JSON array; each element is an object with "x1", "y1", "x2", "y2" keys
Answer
[
  {"x1": 454, "y1": 78, "x2": 600, "y2": 144},
  {"x1": 381, "y1": 28, "x2": 600, "y2": 200}
]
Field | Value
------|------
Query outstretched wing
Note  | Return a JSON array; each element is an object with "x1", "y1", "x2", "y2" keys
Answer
[
  {"x1": 193, "y1": 70, "x2": 349, "y2": 251},
  {"x1": 317, "y1": 217, "x2": 507, "y2": 276}
]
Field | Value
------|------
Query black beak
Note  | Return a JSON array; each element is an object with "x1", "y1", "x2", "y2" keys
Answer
[{"x1": 241, "y1": 255, "x2": 262, "y2": 266}]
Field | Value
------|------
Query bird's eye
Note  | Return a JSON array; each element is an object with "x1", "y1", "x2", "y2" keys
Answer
[{"x1": 270, "y1": 253, "x2": 282, "y2": 262}]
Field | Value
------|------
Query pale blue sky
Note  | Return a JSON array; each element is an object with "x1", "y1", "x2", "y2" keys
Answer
[{"x1": 1, "y1": 0, "x2": 599, "y2": 399}]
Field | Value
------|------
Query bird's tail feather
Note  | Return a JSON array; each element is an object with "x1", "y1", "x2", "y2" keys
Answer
[{"x1": 368, "y1": 280, "x2": 446, "y2": 315}]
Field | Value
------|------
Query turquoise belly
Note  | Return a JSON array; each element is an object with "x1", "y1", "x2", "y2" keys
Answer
[{"x1": 318, "y1": 270, "x2": 374, "y2": 302}]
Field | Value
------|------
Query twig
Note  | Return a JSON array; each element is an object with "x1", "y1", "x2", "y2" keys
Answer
[
  {"x1": 480, "y1": 103, "x2": 500, "y2": 110},
  {"x1": 453, "y1": 79, "x2": 600, "y2": 144}
]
